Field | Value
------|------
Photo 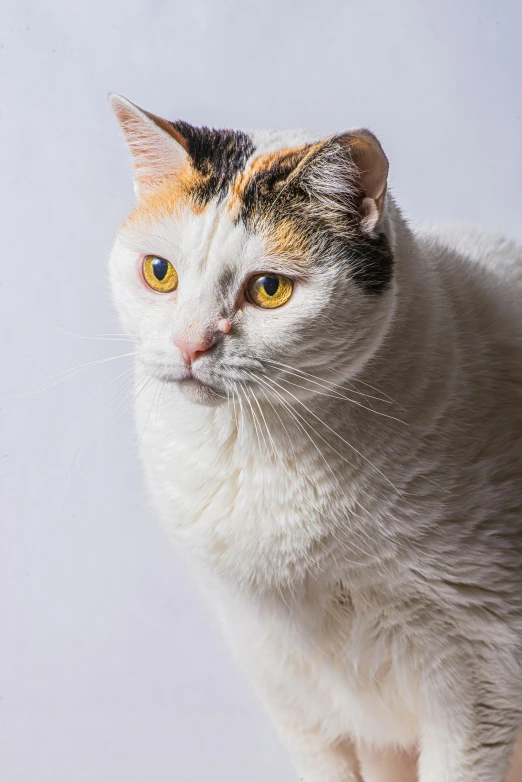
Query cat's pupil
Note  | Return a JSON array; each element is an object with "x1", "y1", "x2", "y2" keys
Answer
[
  {"x1": 152, "y1": 258, "x2": 168, "y2": 281},
  {"x1": 263, "y1": 275, "x2": 279, "y2": 296}
]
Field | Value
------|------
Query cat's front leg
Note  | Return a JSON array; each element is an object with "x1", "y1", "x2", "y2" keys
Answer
[
  {"x1": 417, "y1": 699, "x2": 520, "y2": 782},
  {"x1": 272, "y1": 718, "x2": 363, "y2": 782},
  {"x1": 243, "y1": 662, "x2": 362, "y2": 781},
  {"x1": 357, "y1": 743, "x2": 418, "y2": 782}
]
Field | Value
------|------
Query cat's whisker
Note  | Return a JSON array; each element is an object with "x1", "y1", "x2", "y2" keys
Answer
[
  {"x1": 52, "y1": 324, "x2": 135, "y2": 342},
  {"x1": 229, "y1": 388, "x2": 241, "y2": 438},
  {"x1": 272, "y1": 373, "x2": 408, "y2": 426},
  {"x1": 233, "y1": 382, "x2": 248, "y2": 448},
  {"x1": 237, "y1": 380, "x2": 261, "y2": 451},
  {"x1": 89, "y1": 369, "x2": 143, "y2": 426},
  {"x1": 251, "y1": 380, "x2": 300, "y2": 465},
  {"x1": 262, "y1": 358, "x2": 393, "y2": 405},
  {"x1": 259, "y1": 373, "x2": 404, "y2": 498},
  {"x1": 5, "y1": 351, "x2": 140, "y2": 399},
  {"x1": 244, "y1": 379, "x2": 330, "y2": 555},
  {"x1": 91, "y1": 365, "x2": 136, "y2": 397},
  {"x1": 267, "y1": 357, "x2": 403, "y2": 410},
  {"x1": 241, "y1": 381, "x2": 272, "y2": 461},
  {"x1": 252, "y1": 373, "x2": 383, "y2": 564},
  {"x1": 252, "y1": 377, "x2": 367, "y2": 573},
  {"x1": 263, "y1": 365, "x2": 351, "y2": 402},
  {"x1": 249, "y1": 383, "x2": 282, "y2": 465}
]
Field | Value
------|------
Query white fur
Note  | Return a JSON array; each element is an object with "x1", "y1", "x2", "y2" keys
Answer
[{"x1": 109, "y1": 124, "x2": 522, "y2": 781}]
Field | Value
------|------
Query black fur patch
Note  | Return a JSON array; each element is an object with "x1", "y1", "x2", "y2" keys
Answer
[
  {"x1": 237, "y1": 149, "x2": 311, "y2": 228},
  {"x1": 235, "y1": 145, "x2": 394, "y2": 296},
  {"x1": 343, "y1": 232, "x2": 394, "y2": 295},
  {"x1": 170, "y1": 121, "x2": 255, "y2": 205}
]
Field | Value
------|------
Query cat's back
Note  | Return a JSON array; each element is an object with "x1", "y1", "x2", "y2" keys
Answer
[
  {"x1": 416, "y1": 222, "x2": 522, "y2": 298},
  {"x1": 414, "y1": 223, "x2": 522, "y2": 368},
  {"x1": 412, "y1": 222, "x2": 522, "y2": 502}
]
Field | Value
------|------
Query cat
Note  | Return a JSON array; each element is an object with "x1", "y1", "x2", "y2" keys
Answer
[{"x1": 108, "y1": 94, "x2": 522, "y2": 782}]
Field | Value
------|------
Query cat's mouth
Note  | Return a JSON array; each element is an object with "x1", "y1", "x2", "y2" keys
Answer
[{"x1": 177, "y1": 374, "x2": 224, "y2": 406}]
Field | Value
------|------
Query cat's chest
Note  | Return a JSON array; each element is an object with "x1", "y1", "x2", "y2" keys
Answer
[
  {"x1": 138, "y1": 390, "x2": 343, "y2": 584},
  {"x1": 222, "y1": 582, "x2": 421, "y2": 747}
]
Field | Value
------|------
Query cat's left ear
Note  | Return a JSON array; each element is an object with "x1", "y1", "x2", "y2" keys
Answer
[
  {"x1": 109, "y1": 93, "x2": 190, "y2": 198},
  {"x1": 337, "y1": 129, "x2": 389, "y2": 233}
]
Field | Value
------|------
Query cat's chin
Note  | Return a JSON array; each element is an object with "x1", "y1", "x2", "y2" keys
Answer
[{"x1": 177, "y1": 377, "x2": 224, "y2": 407}]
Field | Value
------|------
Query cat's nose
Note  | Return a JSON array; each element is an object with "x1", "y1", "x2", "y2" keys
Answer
[{"x1": 174, "y1": 334, "x2": 214, "y2": 365}]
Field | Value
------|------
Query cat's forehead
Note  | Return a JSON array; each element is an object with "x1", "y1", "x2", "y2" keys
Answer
[
  {"x1": 126, "y1": 126, "x2": 329, "y2": 270},
  {"x1": 134, "y1": 125, "x2": 319, "y2": 216},
  {"x1": 163, "y1": 124, "x2": 324, "y2": 215}
]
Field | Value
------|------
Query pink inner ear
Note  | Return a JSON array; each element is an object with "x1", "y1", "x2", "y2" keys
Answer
[
  {"x1": 360, "y1": 196, "x2": 381, "y2": 233},
  {"x1": 347, "y1": 132, "x2": 389, "y2": 203},
  {"x1": 109, "y1": 94, "x2": 190, "y2": 191}
]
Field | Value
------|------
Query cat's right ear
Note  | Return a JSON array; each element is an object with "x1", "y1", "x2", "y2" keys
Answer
[{"x1": 109, "y1": 94, "x2": 190, "y2": 198}]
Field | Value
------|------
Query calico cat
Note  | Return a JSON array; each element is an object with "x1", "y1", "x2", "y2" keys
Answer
[{"x1": 109, "y1": 94, "x2": 522, "y2": 782}]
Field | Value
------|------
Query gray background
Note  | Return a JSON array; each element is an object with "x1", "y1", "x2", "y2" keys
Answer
[{"x1": 1, "y1": 1, "x2": 521, "y2": 780}]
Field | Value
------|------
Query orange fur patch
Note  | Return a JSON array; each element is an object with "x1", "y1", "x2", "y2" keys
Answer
[
  {"x1": 227, "y1": 144, "x2": 314, "y2": 218},
  {"x1": 125, "y1": 167, "x2": 206, "y2": 228},
  {"x1": 263, "y1": 215, "x2": 313, "y2": 273},
  {"x1": 226, "y1": 142, "x2": 330, "y2": 271}
]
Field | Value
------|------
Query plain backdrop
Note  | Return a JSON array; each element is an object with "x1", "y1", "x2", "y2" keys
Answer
[{"x1": 1, "y1": 1, "x2": 521, "y2": 780}]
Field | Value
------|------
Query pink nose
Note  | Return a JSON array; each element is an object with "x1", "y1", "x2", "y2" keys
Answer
[{"x1": 174, "y1": 335, "x2": 214, "y2": 365}]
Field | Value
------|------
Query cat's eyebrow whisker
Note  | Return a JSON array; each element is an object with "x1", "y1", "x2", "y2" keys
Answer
[
  {"x1": 258, "y1": 373, "x2": 404, "y2": 499},
  {"x1": 262, "y1": 358, "x2": 392, "y2": 405}
]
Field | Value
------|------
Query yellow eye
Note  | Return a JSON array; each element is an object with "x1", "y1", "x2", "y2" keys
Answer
[
  {"x1": 246, "y1": 273, "x2": 293, "y2": 309},
  {"x1": 142, "y1": 255, "x2": 178, "y2": 293}
]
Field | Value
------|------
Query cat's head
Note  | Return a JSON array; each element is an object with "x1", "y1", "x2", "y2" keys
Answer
[{"x1": 109, "y1": 95, "x2": 397, "y2": 406}]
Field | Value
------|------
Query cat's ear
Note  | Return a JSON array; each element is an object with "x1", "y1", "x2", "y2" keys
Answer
[
  {"x1": 337, "y1": 129, "x2": 389, "y2": 233},
  {"x1": 109, "y1": 94, "x2": 190, "y2": 197}
]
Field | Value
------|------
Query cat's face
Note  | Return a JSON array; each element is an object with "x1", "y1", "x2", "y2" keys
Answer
[{"x1": 109, "y1": 96, "x2": 396, "y2": 406}]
